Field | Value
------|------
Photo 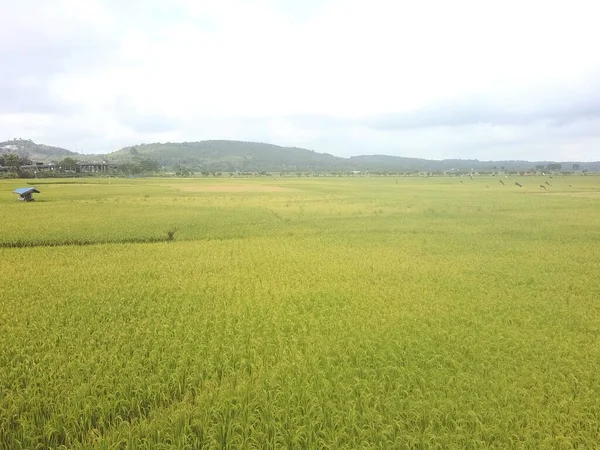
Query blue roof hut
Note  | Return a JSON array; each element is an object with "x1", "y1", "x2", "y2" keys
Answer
[{"x1": 13, "y1": 187, "x2": 40, "y2": 202}]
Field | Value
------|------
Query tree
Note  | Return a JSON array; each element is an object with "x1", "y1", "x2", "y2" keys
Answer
[
  {"x1": 573, "y1": 164, "x2": 580, "y2": 171},
  {"x1": 138, "y1": 158, "x2": 160, "y2": 173},
  {"x1": 60, "y1": 157, "x2": 78, "y2": 171},
  {"x1": 119, "y1": 163, "x2": 143, "y2": 175},
  {"x1": 174, "y1": 165, "x2": 191, "y2": 176},
  {"x1": 0, "y1": 154, "x2": 21, "y2": 167}
]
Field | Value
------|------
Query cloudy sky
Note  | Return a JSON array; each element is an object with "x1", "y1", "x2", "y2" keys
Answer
[{"x1": 1, "y1": 0, "x2": 599, "y2": 160}]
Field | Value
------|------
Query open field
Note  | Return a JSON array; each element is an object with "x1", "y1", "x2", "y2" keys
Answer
[{"x1": 1, "y1": 176, "x2": 600, "y2": 449}]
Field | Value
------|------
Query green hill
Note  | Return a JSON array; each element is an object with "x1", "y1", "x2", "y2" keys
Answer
[
  {"x1": 2, "y1": 138, "x2": 599, "y2": 173},
  {"x1": 108, "y1": 141, "x2": 600, "y2": 173},
  {"x1": 107, "y1": 140, "x2": 343, "y2": 172},
  {"x1": 350, "y1": 155, "x2": 600, "y2": 173}
]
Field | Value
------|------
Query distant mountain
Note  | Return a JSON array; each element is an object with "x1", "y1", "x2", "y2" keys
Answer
[
  {"x1": 348, "y1": 155, "x2": 600, "y2": 172},
  {"x1": 106, "y1": 141, "x2": 600, "y2": 172},
  {"x1": 107, "y1": 140, "x2": 343, "y2": 172},
  {"x1": 108, "y1": 141, "x2": 600, "y2": 173},
  {"x1": 2, "y1": 138, "x2": 599, "y2": 172},
  {"x1": 0, "y1": 139, "x2": 77, "y2": 162}
]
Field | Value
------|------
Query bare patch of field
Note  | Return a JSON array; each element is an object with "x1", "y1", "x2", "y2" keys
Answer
[{"x1": 175, "y1": 184, "x2": 297, "y2": 193}]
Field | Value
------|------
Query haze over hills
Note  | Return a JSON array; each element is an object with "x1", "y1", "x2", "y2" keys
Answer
[
  {"x1": 2, "y1": 139, "x2": 599, "y2": 173},
  {"x1": 0, "y1": 139, "x2": 77, "y2": 161},
  {"x1": 109, "y1": 141, "x2": 346, "y2": 172}
]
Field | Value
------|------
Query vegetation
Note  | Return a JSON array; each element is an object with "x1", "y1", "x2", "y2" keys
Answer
[
  {"x1": 109, "y1": 141, "x2": 342, "y2": 172},
  {"x1": 116, "y1": 157, "x2": 162, "y2": 176},
  {"x1": 1, "y1": 175, "x2": 600, "y2": 448},
  {"x1": 59, "y1": 157, "x2": 78, "y2": 171},
  {"x1": 3, "y1": 139, "x2": 600, "y2": 174},
  {"x1": 0, "y1": 153, "x2": 31, "y2": 167},
  {"x1": 0, "y1": 139, "x2": 75, "y2": 161},
  {"x1": 109, "y1": 141, "x2": 600, "y2": 173}
]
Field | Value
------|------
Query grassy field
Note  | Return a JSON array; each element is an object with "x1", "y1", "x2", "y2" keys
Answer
[{"x1": 1, "y1": 175, "x2": 599, "y2": 449}]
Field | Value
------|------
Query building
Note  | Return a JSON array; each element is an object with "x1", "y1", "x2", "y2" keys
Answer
[
  {"x1": 13, "y1": 187, "x2": 40, "y2": 202},
  {"x1": 76, "y1": 162, "x2": 119, "y2": 173}
]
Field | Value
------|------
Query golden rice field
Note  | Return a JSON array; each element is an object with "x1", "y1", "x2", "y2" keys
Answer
[{"x1": 1, "y1": 176, "x2": 599, "y2": 449}]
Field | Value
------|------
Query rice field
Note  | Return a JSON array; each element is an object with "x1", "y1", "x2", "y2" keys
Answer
[{"x1": 1, "y1": 176, "x2": 600, "y2": 449}]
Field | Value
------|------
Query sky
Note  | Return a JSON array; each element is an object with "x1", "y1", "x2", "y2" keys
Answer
[{"x1": 1, "y1": 0, "x2": 599, "y2": 161}]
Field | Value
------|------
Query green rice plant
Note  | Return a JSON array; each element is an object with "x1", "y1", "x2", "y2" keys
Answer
[{"x1": 0, "y1": 176, "x2": 599, "y2": 448}]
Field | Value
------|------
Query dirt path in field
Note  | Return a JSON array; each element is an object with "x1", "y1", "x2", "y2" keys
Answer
[{"x1": 175, "y1": 184, "x2": 297, "y2": 193}]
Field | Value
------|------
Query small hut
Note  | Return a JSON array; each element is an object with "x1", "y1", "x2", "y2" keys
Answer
[{"x1": 13, "y1": 187, "x2": 40, "y2": 202}]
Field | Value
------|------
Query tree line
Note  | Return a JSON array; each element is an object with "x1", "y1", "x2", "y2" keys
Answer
[{"x1": 1, "y1": 153, "x2": 163, "y2": 177}]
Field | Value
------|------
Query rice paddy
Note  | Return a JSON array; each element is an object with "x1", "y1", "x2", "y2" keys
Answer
[{"x1": 1, "y1": 176, "x2": 599, "y2": 449}]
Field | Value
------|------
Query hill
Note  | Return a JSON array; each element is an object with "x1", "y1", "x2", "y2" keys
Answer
[
  {"x1": 107, "y1": 141, "x2": 343, "y2": 172},
  {"x1": 108, "y1": 141, "x2": 600, "y2": 173},
  {"x1": 2, "y1": 138, "x2": 599, "y2": 173},
  {"x1": 0, "y1": 139, "x2": 77, "y2": 162},
  {"x1": 348, "y1": 155, "x2": 600, "y2": 172}
]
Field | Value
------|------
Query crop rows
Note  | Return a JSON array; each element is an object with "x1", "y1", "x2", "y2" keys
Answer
[{"x1": 1, "y1": 177, "x2": 599, "y2": 448}]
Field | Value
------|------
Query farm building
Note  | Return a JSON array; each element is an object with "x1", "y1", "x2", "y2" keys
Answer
[
  {"x1": 13, "y1": 187, "x2": 40, "y2": 202},
  {"x1": 77, "y1": 162, "x2": 119, "y2": 173}
]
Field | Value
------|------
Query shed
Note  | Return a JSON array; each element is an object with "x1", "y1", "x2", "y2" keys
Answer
[{"x1": 13, "y1": 187, "x2": 40, "y2": 202}]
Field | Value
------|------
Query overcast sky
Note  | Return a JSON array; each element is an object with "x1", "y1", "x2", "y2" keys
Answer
[{"x1": 1, "y1": 0, "x2": 599, "y2": 160}]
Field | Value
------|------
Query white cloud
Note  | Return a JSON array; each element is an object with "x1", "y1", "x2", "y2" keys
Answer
[{"x1": 1, "y1": 0, "x2": 600, "y2": 160}]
